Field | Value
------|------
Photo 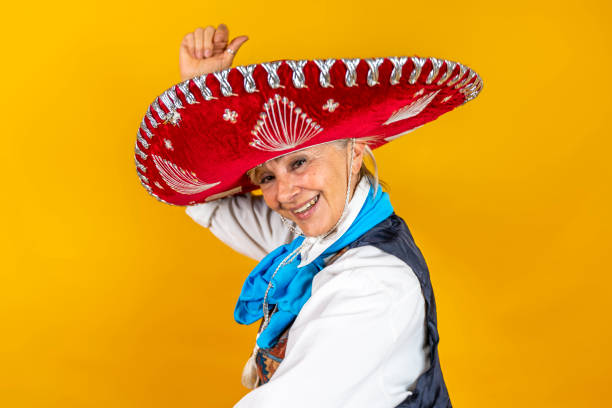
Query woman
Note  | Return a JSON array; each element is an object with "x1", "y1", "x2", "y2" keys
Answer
[{"x1": 134, "y1": 23, "x2": 482, "y2": 407}]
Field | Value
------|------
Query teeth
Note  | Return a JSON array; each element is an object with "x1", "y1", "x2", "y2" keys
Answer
[{"x1": 294, "y1": 195, "x2": 319, "y2": 214}]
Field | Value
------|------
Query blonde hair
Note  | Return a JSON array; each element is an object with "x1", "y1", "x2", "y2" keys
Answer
[{"x1": 331, "y1": 138, "x2": 386, "y2": 194}]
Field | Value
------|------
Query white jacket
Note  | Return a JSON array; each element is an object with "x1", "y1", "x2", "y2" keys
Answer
[{"x1": 186, "y1": 178, "x2": 430, "y2": 408}]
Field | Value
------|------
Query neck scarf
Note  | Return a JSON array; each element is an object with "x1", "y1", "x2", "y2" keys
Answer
[{"x1": 234, "y1": 184, "x2": 394, "y2": 349}]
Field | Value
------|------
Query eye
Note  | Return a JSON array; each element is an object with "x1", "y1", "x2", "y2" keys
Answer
[
  {"x1": 259, "y1": 174, "x2": 275, "y2": 184},
  {"x1": 292, "y1": 158, "x2": 306, "y2": 169}
]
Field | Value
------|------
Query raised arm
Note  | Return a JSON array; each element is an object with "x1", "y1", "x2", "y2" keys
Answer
[
  {"x1": 179, "y1": 24, "x2": 248, "y2": 81},
  {"x1": 186, "y1": 194, "x2": 296, "y2": 261},
  {"x1": 179, "y1": 24, "x2": 295, "y2": 259}
]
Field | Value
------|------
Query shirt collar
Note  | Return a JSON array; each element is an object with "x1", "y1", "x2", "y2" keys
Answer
[{"x1": 297, "y1": 177, "x2": 371, "y2": 268}]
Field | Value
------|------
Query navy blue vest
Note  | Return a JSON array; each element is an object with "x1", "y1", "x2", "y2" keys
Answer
[{"x1": 347, "y1": 213, "x2": 452, "y2": 408}]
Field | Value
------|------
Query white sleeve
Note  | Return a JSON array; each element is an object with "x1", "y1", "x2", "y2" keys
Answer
[
  {"x1": 233, "y1": 246, "x2": 429, "y2": 408},
  {"x1": 185, "y1": 194, "x2": 296, "y2": 261}
]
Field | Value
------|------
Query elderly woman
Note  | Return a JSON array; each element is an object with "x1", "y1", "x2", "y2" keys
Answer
[{"x1": 134, "y1": 23, "x2": 482, "y2": 408}]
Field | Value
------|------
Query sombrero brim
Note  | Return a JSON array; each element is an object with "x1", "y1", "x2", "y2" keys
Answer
[{"x1": 134, "y1": 56, "x2": 482, "y2": 205}]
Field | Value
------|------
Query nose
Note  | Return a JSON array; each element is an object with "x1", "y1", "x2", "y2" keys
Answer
[{"x1": 276, "y1": 173, "x2": 299, "y2": 205}]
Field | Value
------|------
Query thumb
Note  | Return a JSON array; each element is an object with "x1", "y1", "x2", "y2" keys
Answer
[{"x1": 223, "y1": 35, "x2": 249, "y2": 64}]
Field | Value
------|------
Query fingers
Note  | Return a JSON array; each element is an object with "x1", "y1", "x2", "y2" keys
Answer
[
  {"x1": 203, "y1": 26, "x2": 215, "y2": 58},
  {"x1": 179, "y1": 25, "x2": 240, "y2": 81},
  {"x1": 213, "y1": 23, "x2": 229, "y2": 54},
  {"x1": 192, "y1": 26, "x2": 215, "y2": 58},
  {"x1": 193, "y1": 27, "x2": 204, "y2": 58},
  {"x1": 223, "y1": 35, "x2": 249, "y2": 63},
  {"x1": 181, "y1": 32, "x2": 195, "y2": 58}
]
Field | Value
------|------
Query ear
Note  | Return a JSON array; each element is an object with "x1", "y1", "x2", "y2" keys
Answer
[{"x1": 351, "y1": 140, "x2": 367, "y2": 175}]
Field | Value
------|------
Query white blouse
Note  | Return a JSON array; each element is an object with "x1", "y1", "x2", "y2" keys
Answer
[{"x1": 185, "y1": 178, "x2": 430, "y2": 407}]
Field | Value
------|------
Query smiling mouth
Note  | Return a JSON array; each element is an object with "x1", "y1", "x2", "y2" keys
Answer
[{"x1": 292, "y1": 194, "x2": 320, "y2": 214}]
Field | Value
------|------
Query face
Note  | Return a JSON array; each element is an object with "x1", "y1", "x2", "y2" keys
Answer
[{"x1": 251, "y1": 141, "x2": 365, "y2": 237}]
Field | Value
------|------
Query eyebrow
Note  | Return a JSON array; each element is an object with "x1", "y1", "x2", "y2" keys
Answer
[
  {"x1": 248, "y1": 158, "x2": 281, "y2": 183},
  {"x1": 248, "y1": 150, "x2": 314, "y2": 183}
]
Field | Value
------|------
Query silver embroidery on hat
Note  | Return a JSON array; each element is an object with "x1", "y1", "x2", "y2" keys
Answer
[
  {"x1": 213, "y1": 69, "x2": 236, "y2": 97},
  {"x1": 135, "y1": 158, "x2": 147, "y2": 174},
  {"x1": 159, "y1": 92, "x2": 176, "y2": 112},
  {"x1": 152, "y1": 154, "x2": 220, "y2": 195},
  {"x1": 388, "y1": 56, "x2": 408, "y2": 85},
  {"x1": 286, "y1": 60, "x2": 308, "y2": 89},
  {"x1": 475, "y1": 76, "x2": 484, "y2": 92},
  {"x1": 447, "y1": 63, "x2": 467, "y2": 87},
  {"x1": 154, "y1": 181, "x2": 164, "y2": 190},
  {"x1": 237, "y1": 65, "x2": 258, "y2": 93},
  {"x1": 313, "y1": 59, "x2": 335, "y2": 88},
  {"x1": 138, "y1": 177, "x2": 152, "y2": 195},
  {"x1": 167, "y1": 88, "x2": 184, "y2": 109},
  {"x1": 464, "y1": 76, "x2": 483, "y2": 102},
  {"x1": 460, "y1": 85, "x2": 476, "y2": 101},
  {"x1": 437, "y1": 60, "x2": 457, "y2": 86},
  {"x1": 137, "y1": 131, "x2": 149, "y2": 149},
  {"x1": 460, "y1": 76, "x2": 477, "y2": 95},
  {"x1": 261, "y1": 61, "x2": 284, "y2": 89},
  {"x1": 341, "y1": 58, "x2": 360, "y2": 87},
  {"x1": 137, "y1": 169, "x2": 177, "y2": 206},
  {"x1": 383, "y1": 125, "x2": 423, "y2": 142},
  {"x1": 154, "y1": 194, "x2": 174, "y2": 205},
  {"x1": 467, "y1": 81, "x2": 483, "y2": 102},
  {"x1": 150, "y1": 191, "x2": 162, "y2": 201},
  {"x1": 365, "y1": 58, "x2": 383, "y2": 87},
  {"x1": 145, "y1": 108, "x2": 158, "y2": 129},
  {"x1": 164, "y1": 139, "x2": 173, "y2": 150},
  {"x1": 250, "y1": 94, "x2": 323, "y2": 151},
  {"x1": 140, "y1": 119, "x2": 153, "y2": 139},
  {"x1": 442, "y1": 95, "x2": 453, "y2": 103},
  {"x1": 192, "y1": 75, "x2": 215, "y2": 101},
  {"x1": 322, "y1": 99, "x2": 339, "y2": 112},
  {"x1": 135, "y1": 144, "x2": 147, "y2": 160},
  {"x1": 426, "y1": 58, "x2": 443, "y2": 84},
  {"x1": 456, "y1": 69, "x2": 476, "y2": 90},
  {"x1": 164, "y1": 110, "x2": 181, "y2": 126},
  {"x1": 152, "y1": 99, "x2": 167, "y2": 121},
  {"x1": 409, "y1": 57, "x2": 427, "y2": 84},
  {"x1": 383, "y1": 89, "x2": 441, "y2": 125},
  {"x1": 223, "y1": 108, "x2": 238, "y2": 123},
  {"x1": 177, "y1": 82, "x2": 197, "y2": 104}
]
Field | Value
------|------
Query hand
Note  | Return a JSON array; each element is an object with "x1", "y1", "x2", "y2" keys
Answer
[{"x1": 179, "y1": 24, "x2": 249, "y2": 81}]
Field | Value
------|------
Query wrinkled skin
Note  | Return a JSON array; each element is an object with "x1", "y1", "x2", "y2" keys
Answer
[{"x1": 251, "y1": 142, "x2": 366, "y2": 237}]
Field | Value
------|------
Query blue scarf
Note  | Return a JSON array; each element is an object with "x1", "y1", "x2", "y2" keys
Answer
[{"x1": 234, "y1": 184, "x2": 394, "y2": 349}]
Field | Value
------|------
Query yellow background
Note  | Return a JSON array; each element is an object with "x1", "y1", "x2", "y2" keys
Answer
[{"x1": 2, "y1": 0, "x2": 611, "y2": 406}]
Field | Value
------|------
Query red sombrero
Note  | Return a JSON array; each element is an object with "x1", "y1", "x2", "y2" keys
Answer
[{"x1": 134, "y1": 56, "x2": 483, "y2": 205}]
